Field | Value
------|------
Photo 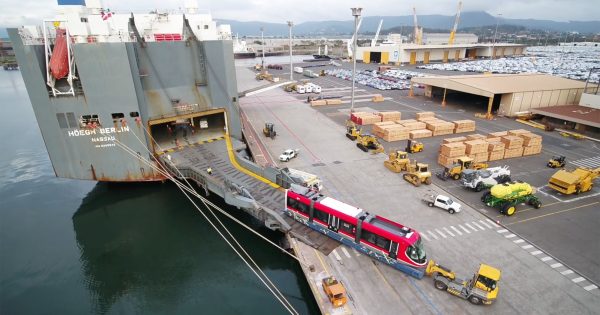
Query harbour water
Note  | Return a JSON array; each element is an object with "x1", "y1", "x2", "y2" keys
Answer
[{"x1": 0, "y1": 69, "x2": 318, "y2": 314}]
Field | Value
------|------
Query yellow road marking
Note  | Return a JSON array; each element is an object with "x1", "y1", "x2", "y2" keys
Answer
[
  {"x1": 225, "y1": 134, "x2": 280, "y2": 189},
  {"x1": 495, "y1": 201, "x2": 562, "y2": 218},
  {"x1": 505, "y1": 202, "x2": 599, "y2": 225}
]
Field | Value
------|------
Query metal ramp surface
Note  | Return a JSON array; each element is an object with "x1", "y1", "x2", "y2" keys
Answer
[{"x1": 167, "y1": 139, "x2": 339, "y2": 255}]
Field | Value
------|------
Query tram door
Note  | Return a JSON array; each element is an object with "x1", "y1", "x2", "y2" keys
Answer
[
  {"x1": 328, "y1": 216, "x2": 339, "y2": 231},
  {"x1": 389, "y1": 242, "x2": 398, "y2": 259}
]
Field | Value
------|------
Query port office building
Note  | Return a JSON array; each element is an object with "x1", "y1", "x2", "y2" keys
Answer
[
  {"x1": 411, "y1": 73, "x2": 589, "y2": 117},
  {"x1": 356, "y1": 43, "x2": 526, "y2": 65}
]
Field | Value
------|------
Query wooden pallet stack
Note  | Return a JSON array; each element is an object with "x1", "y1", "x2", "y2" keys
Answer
[
  {"x1": 379, "y1": 125, "x2": 410, "y2": 142},
  {"x1": 399, "y1": 121, "x2": 427, "y2": 131},
  {"x1": 351, "y1": 112, "x2": 381, "y2": 125},
  {"x1": 378, "y1": 111, "x2": 401, "y2": 122},
  {"x1": 438, "y1": 142, "x2": 466, "y2": 167},
  {"x1": 501, "y1": 135, "x2": 525, "y2": 158},
  {"x1": 442, "y1": 136, "x2": 467, "y2": 144},
  {"x1": 415, "y1": 111, "x2": 435, "y2": 121},
  {"x1": 410, "y1": 129, "x2": 433, "y2": 139},
  {"x1": 521, "y1": 133, "x2": 543, "y2": 156},
  {"x1": 466, "y1": 134, "x2": 487, "y2": 141},
  {"x1": 453, "y1": 120, "x2": 476, "y2": 133},
  {"x1": 427, "y1": 121, "x2": 456, "y2": 136},
  {"x1": 465, "y1": 139, "x2": 489, "y2": 163},
  {"x1": 372, "y1": 121, "x2": 397, "y2": 136}
]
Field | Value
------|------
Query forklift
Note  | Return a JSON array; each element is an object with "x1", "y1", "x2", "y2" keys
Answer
[
  {"x1": 345, "y1": 120, "x2": 361, "y2": 141},
  {"x1": 547, "y1": 155, "x2": 566, "y2": 168},
  {"x1": 405, "y1": 139, "x2": 424, "y2": 153},
  {"x1": 263, "y1": 122, "x2": 277, "y2": 139},
  {"x1": 426, "y1": 260, "x2": 501, "y2": 305}
]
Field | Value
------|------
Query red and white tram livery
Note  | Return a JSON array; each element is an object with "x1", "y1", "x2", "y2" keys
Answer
[{"x1": 285, "y1": 187, "x2": 428, "y2": 279}]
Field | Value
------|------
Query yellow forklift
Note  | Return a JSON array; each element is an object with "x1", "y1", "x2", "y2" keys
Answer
[
  {"x1": 547, "y1": 155, "x2": 566, "y2": 168},
  {"x1": 437, "y1": 156, "x2": 488, "y2": 181},
  {"x1": 403, "y1": 161, "x2": 432, "y2": 186},
  {"x1": 384, "y1": 150, "x2": 410, "y2": 173},
  {"x1": 406, "y1": 139, "x2": 424, "y2": 153},
  {"x1": 345, "y1": 120, "x2": 361, "y2": 141},
  {"x1": 426, "y1": 260, "x2": 501, "y2": 305}
]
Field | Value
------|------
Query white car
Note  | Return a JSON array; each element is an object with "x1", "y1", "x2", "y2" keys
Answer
[
  {"x1": 422, "y1": 194, "x2": 462, "y2": 214},
  {"x1": 279, "y1": 149, "x2": 299, "y2": 162}
]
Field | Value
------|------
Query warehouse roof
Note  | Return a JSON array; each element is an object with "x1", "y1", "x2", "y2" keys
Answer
[
  {"x1": 412, "y1": 73, "x2": 588, "y2": 97},
  {"x1": 532, "y1": 105, "x2": 600, "y2": 128}
]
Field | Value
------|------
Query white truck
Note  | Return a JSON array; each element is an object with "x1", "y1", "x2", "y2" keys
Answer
[
  {"x1": 422, "y1": 194, "x2": 462, "y2": 214},
  {"x1": 461, "y1": 166, "x2": 511, "y2": 192},
  {"x1": 294, "y1": 66, "x2": 304, "y2": 74},
  {"x1": 279, "y1": 149, "x2": 299, "y2": 162}
]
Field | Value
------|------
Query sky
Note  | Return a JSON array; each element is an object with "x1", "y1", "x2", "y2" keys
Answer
[{"x1": 1, "y1": 0, "x2": 599, "y2": 27}]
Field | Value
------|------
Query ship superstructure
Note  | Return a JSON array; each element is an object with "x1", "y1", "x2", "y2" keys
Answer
[{"x1": 9, "y1": 0, "x2": 242, "y2": 182}]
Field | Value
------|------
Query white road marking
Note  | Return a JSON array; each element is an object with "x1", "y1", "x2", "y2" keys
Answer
[
  {"x1": 571, "y1": 156, "x2": 600, "y2": 169},
  {"x1": 513, "y1": 239, "x2": 525, "y2": 244},
  {"x1": 550, "y1": 263, "x2": 563, "y2": 269},
  {"x1": 435, "y1": 229, "x2": 447, "y2": 239},
  {"x1": 353, "y1": 249, "x2": 361, "y2": 257},
  {"x1": 472, "y1": 221, "x2": 486, "y2": 231},
  {"x1": 443, "y1": 227, "x2": 455, "y2": 237},
  {"x1": 572, "y1": 277, "x2": 585, "y2": 283},
  {"x1": 522, "y1": 244, "x2": 533, "y2": 249},
  {"x1": 497, "y1": 229, "x2": 508, "y2": 233},
  {"x1": 341, "y1": 247, "x2": 351, "y2": 258},
  {"x1": 427, "y1": 230, "x2": 439, "y2": 240},
  {"x1": 486, "y1": 219, "x2": 500, "y2": 227},
  {"x1": 465, "y1": 223, "x2": 478, "y2": 232},
  {"x1": 541, "y1": 256, "x2": 553, "y2": 262},
  {"x1": 505, "y1": 234, "x2": 517, "y2": 239},
  {"x1": 561, "y1": 270, "x2": 574, "y2": 275},
  {"x1": 531, "y1": 250, "x2": 543, "y2": 255},
  {"x1": 421, "y1": 233, "x2": 430, "y2": 241},
  {"x1": 332, "y1": 249, "x2": 342, "y2": 261},
  {"x1": 450, "y1": 226, "x2": 463, "y2": 236},
  {"x1": 459, "y1": 225, "x2": 471, "y2": 234},
  {"x1": 479, "y1": 220, "x2": 492, "y2": 229},
  {"x1": 584, "y1": 284, "x2": 598, "y2": 291}
]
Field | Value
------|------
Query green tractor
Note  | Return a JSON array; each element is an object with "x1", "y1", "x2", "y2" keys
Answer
[{"x1": 481, "y1": 181, "x2": 541, "y2": 216}]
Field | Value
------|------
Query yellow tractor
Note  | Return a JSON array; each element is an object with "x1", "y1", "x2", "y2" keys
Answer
[
  {"x1": 406, "y1": 139, "x2": 424, "y2": 153},
  {"x1": 548, "y1": 167, "x2": 600, "y2": 195},
  {"x1": 321, "y1": 276, "x2": 347, "y2": 308},
  {"x1": 426, "y1": 260, "x2": 501, "y2": 305},
  {"x1": 384, "y1": 150, "x2": 410, "y2": 173},
  {"x1": 356, "y1": 134, "x2": 384, "y2": 154},
  {"x1": 547, "y1": 155, "x2": 566, "y2": 168},
  {"x1": 346, "y1": 121, "x2": 361, "y2": 140},
  {"x1": 437, "y1": 156, "x2": 488, "y2": 181},
  {"x1": 403, "y1": 161, "x2": 432, "y2": 186}
]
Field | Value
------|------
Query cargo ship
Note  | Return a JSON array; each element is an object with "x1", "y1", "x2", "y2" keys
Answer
[{"x1": 9, "y1": 0, "x2": 243, "y2": 182}]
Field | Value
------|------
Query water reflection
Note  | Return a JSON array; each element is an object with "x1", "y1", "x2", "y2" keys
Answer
[{"x1": 72, "y1": 182, "x2": 318, "y2": 314}]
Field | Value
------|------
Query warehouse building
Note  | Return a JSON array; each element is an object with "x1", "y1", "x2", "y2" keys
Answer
[
  {"x1": 422, "y1": 33, "x2": 478, "y2": 45},
  {"x1": 411, "y1": 73, "x2": 589, "y2": 117},
  {"x1": 532, "y1": 90, "x2": 600, "y2": 134},
  {"x1": 356, "y1": 43, "x2": 526, "y2": 65}
]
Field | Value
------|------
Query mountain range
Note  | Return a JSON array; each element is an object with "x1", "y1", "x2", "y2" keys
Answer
[{"x1": 218, "y1": 11, "x2": 600, "y2": 36}]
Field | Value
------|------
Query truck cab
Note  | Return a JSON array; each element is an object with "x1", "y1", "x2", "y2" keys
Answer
[
  {"x1": 424, "y1": 194, "x2": 461, "y2": 214},
  {"x1": 322, "y1": 276, "x2": 347, "y2": 307}
]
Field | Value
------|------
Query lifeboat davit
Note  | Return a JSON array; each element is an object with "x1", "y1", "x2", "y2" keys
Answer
[{"x1": 49, "y1": 28, "x2": 69, "y2": 79}]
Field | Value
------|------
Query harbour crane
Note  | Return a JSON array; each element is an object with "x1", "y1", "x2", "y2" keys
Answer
[
  {"x1": 413, "y1": 7, "x2": 422, "y2": 45},
  {"x1": 371, "y1": 19, "x2": 383, "y2": 47},
  {"x1": 448, "y1": 1, "x2": 463, "y2": 45}
]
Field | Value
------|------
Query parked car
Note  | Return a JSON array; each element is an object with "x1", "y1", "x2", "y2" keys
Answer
[
  {"x1": 279, "y1": 149, "x2": 299, "y2": 162},
  {"x1": 422, "y1": 193, "x2": 462, "y2": 214}
]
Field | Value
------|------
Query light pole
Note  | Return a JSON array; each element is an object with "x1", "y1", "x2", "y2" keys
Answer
[
  {"x1": 260, "y1": 27, "x2": 265, "y2": 70},
  {"x1": 492, "y1": 13, "x2": 502, "y2": 59},
  {"x1": 287, "y1": 21, "x2": 293, "y2": 81},
  {"x1": 350, "y1": 7, "x2": 362, "y2": 114}
]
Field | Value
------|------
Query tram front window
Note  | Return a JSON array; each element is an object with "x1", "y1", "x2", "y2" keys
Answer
[{"x1": 406, "y1": 238, "x2": 427, "y2": 264}]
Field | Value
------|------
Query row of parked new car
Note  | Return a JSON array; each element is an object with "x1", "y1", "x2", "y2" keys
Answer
[{"x1": 325, "y1": 68, "x2": 424, "y2": 90}]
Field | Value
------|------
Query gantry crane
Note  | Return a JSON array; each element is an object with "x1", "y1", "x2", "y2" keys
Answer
[{"x1": 448, "y1": 1, "x2": 463, "y2": 45}]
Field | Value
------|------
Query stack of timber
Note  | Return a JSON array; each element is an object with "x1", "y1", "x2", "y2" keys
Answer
[
  {"x1": 415, "y1": 112, "x2": 435, "y2": 121},
  {"x1": 466, "y1": 134, "x2": 487, "y2": 141},
  {"x1": 372, "y1": 121, "x2": 396, "y2": 135},
  {"x1": 438, "y1": 142, "x2": 466, "y2": 167},
  {"x1": 427, "y1": 121, "x2": 455, "y2": 136},
  {"x1": 453, "y1": 120, "x2": 476, "y2": 133},
  {"x1": 521, "y1": 133, "x2": 542, "y2": 156},
  {"x1": 400, "y1": 121, "x2": 427, "y2": 131},
  {"x1": 487, "y1": 140, "x2": 506, "y2": 161},
  {"x1": 410, "y1": 129, "x2": 433, "y2": 139},
  {"x1": 326, "y1": 99, "x2": 342, "y2": 105},
  {"x1": 501, "y1": 135, "x2": 525, "y2": 158},
  {"x1": 464, "y1": 140, "x2": 489, "y2": 163},
  {"x1": 310, "y1": 100, "x2": 327, "y2": 106},
  {"x1": 442, "y1": 136, "x2": 467, "y2": 144},
  {"x1": 378, "y1": 125, "x2": 409, "y2": 142},
  {"x1": 372, "y1": 94, "x2": 385, "y2": 102},
  {"x1": 351, "y1": 112, "x2": 381, "y2": 125},
  {"x1": 378, "y1": 111, "x2": 401, "y2": 122}
]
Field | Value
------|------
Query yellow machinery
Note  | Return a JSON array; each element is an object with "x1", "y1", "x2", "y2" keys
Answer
[
  {"x1": 356, "y1": 134, "x2": 384, "y2": 154},
  {"x1": 426, "y1": 260, "x2": 500, "y2": 305},
  {"x1": 284, "y1": 83, "x2": 297, "y2": 92},
  {"x1": 321, "y1": 276, "x2": 347, "y2": 308},
  {"x1": 437, "y1": 156, "x2": 488, "y2": 180},
  {"x1": 384, "y1": 150, "x2": 410, "y2": 173},
  {"x1": 263, "y1": 122, "x2": 276, "y2": 139},
  {"x1": 406, "y1": 139, "x2": 424, "y2": 153},
  {"x1": 319, "y1": 69, "x2": 326, "y2": 76},
  {"x1": 547, "y1": 155, "x2": 566, "y2": 168},
  {"x1": 346, "y1": 121, "x2": 361, "y2": 140},
  {"x1": 403, "y1": 161, "x2": 432, "y2": 186},
  {"x1": 559, "y1": 131, "x2": 585, "y2": 140},
  {"x1": 255, "y1": 71, "x2": 272, "y2": 81},
  {"x1": 548, "y1": 167, "x2": 600, "y2": 195}
]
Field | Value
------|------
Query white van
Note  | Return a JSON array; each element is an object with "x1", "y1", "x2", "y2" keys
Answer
[
  {"x1": 296, "y1": 85, "x2": 306, "y2": 94},
  {"x1": 305, "y1": 84, "x2": 313, "y2": 93},
  {"x1": 312, "y1": 85, "x2": 322, "y2": 93}
]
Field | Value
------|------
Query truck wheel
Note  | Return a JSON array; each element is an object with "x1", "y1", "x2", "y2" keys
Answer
[
  {"x1": 547, "y1": 162, "x2": 552, "y2": 168},
  {"x1": 534, "y1": 201, "x2": 542, "y2": 209},
  {"x1": 448, "y1": 209, "x2": 456, "y2": 214},
  {"x1": 502, "y1": 203, "x2": 516, "y2": 216},
  {"x1": 428, "y1": 202, "x2": 434, "y2": 207},
  {"x1": 468, "y1": 295, "x2": 482, "y2": 305},
  {"x1": 452, "y1": 173, "x2": 461, "y2": 180},
  {"x1": 425, "y1": 177, "x2": 432, "y2": 185},
  {"x1": 434, "y1": 280, "x2": 447, "y2": 291},
  {"x1": 475, "y1": 182, "x2": 484, "y2": 192}
]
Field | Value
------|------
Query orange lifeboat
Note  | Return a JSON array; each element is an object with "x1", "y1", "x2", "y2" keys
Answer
[{"x1": 49, "y1": 28, "x2": 69, "y2": 79}]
